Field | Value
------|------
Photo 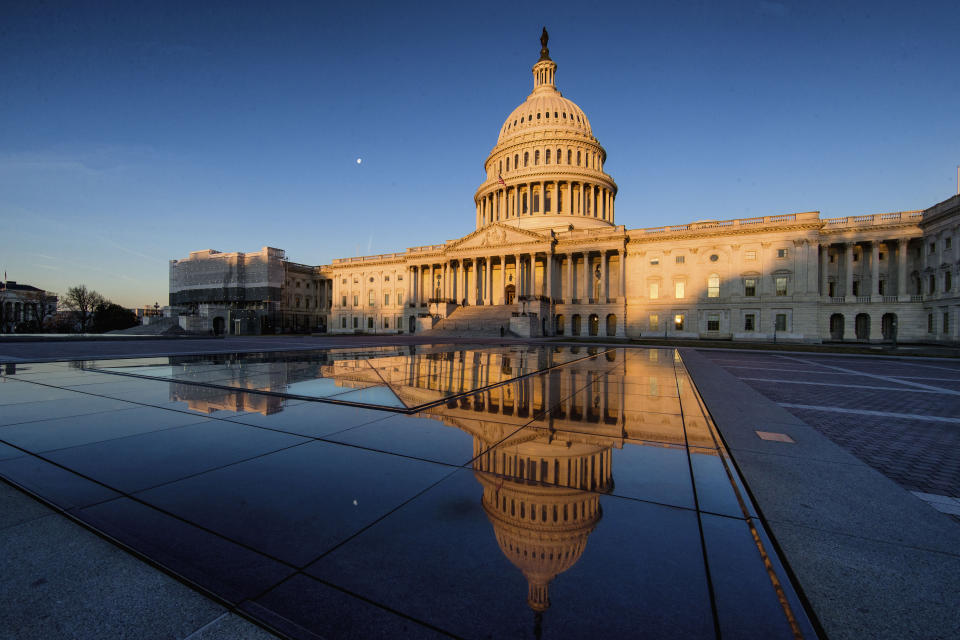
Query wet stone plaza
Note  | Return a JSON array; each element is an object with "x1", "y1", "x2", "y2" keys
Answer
[{"x1": 0, "y1": 344, "x2": 816, "y2": 639}]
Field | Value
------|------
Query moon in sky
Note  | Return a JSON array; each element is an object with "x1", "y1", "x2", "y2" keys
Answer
[{"x1": 356, "y1": 158, "x2": 362, "y2": 164}]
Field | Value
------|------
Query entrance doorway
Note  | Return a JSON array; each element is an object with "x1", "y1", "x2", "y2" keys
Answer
[
  {"x1": 855, "y1": 313, "x2": 871, "y2": 340},
  {"x1": 829, "y1": 314, "x2": 844, "y2": 340},
  {"x1": 213, "y1": 317, "x2": 225, "y2": 336},
  {"x1": 882, "y1": 313, "x2": 897, "y2": 342},
  {"x1": 505, "y1": 284, "x2": 516, "y2": 305}
]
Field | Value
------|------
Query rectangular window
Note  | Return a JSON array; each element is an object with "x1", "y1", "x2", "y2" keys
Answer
[
  {"x1": 368, "y1": 291, "x2": 375, "y2": 306},
  {"x1": 707, "y1": 277, "x2": 719, "y2": 298},
  {"x1": 707, "y1": 314, "x2": 720, "y2": 331},
  {"x1": 649, "y1": 314, "x2": 659, "y2": 331},
  {"x1": 383, "y1": 317, "x2": 389, "y2": 328},
  {"x1": 928, "y1": 313, "x2": 934, "y2": 333},
  {"x1": 674, "y1": 314, "x2": 684, "y2": 331},
  {"x1": 775, "y1": 277, "x2": 787, "y2": 296},
  {"x1": 744, "y1": 314, "x2": 755, "y2": 331},
  {"x1": 878, "y1": 280, "x2": 886, "y2": 295},
  {"x1": 341, "y1": 317, "x2": 346, "y2": 328},
  {"x1": 777, "y1": 248, "x2": 788, "y2": 258},
  {"x1": 775, "y1": 314, "x2": 787, "y2": 331},
  {"x1": 944, "y1": 312, "x2": 950, "y2": 334},
  {"x1": 341, "y1": 295, "x2": 347, "y2": 307},
  {"x1": 649, "y1": 258, "x2": 659, "y2": 265},
  {"x1": 930, "y1": 242, "x2": 936, "y2": 253},
  {"x1": 744, "y1": 278, "x2": 756, "y2": 297},
  {"x1": 367, "y1": 317, "x2": 373, "y2": 329},
  {"x1": 675, "y1": 281, "x2": 685, "y2": 299},
  {"x1": 675, "y1": 255, "x2": 685, "y2": 264},
  {"x1": 397, "y1": 292, "x2": 403, "y2": 305},
  {"x1": 353, "y1": 295, "x2": 358, "y2": 306},
  {"x1": 353, "y1": 317, "x2": 358, "y2": 328},
  {"x1": 853, "y1": 252, "x2": 860, "y2": 262},
  {"x1": 829, "y1": 253, "x2": 836, "y2": 263},
  {"x1": 649, "y1": 282, "x2": 659, "y2": 299},
  {"x1": 384, "y1": 293, "x2": 390, "y2": 306},
  {"x1": 745, "y1": 250, "x2": 757, "y2": 261},
  {"x1": 947, "y1": 237, "x2": 953, "y2": 250},
  {"x1": 828, "y1": 281, "x2": 836, "y2": 297},
  {"x1": 852, "y1": 281, "x2": 860, "y2": 296}
]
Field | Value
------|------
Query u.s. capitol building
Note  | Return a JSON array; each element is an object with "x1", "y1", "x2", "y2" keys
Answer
[{"x1": 169, "y1": 32, "x2": 959, "y2": 344}]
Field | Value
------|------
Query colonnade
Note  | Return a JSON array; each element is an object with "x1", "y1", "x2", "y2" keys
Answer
[
  {"x1": 476, "y1": 181, "x2": 614, "y2": 226},
  {"x1": 406, "y1": 249, "x2": 627, "y2": 307},
  {"x1": 819, "y1": 238, "x2": 917, "y2": 302}
]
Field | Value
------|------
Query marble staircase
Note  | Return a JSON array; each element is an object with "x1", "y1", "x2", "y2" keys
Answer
[{"x1": 425, "y1": 305, "x2": 518, "y2": 336}]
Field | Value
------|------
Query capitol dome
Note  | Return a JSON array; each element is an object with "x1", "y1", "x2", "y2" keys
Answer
[
  {"x1": 496, "y1": 88, "x2": 593, "y2": 145},
  {"x1": 474, "y1": 29, "x2": 618, "y2": 233}
]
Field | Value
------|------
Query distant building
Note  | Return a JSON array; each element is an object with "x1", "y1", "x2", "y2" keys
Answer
[
  {"x1": 0, "y1": 281, "x2": 58, "y2": 332},
  {"x1": 172, "y1": 33, "x2": 960, "y2": 343},
  {"x1": 168, "y1": 246, "x2": 332, "y2": 335}
]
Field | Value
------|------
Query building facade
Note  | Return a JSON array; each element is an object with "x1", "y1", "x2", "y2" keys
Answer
[
  {"x1": 171, "y1": 34, "x2": 960, "y2": 343},
  {"x1": 169, "y1": 246, "x2": 332, "y2": 334},
  {"x1": 0, "y1": 280, "x2": 58, "y2": 332}
]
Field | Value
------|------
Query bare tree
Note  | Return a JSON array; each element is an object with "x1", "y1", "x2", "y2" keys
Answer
[
  {"x1": 24, "y1": 289, "x2": 55, "y2": 331},
  {"x1": 62, "y1": 285, "x2": 105, "y2": 332}
]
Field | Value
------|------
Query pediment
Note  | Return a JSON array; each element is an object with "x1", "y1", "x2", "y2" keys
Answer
[{"x1": 449, "y1": 224, "x2": 549, "y2": 252}]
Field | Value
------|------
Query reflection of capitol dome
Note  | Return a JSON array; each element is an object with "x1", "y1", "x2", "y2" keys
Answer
[
  {"x1": 474, "y1": 29, "x2": 618, "y2": 233},
  {"x1": 474, "y1": 433, "x2": 613, "y2": 613}
]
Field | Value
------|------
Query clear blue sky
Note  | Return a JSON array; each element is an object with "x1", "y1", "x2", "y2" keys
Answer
[{"x1": 1, "y1": 0, "x2": 958, "y2": 308}]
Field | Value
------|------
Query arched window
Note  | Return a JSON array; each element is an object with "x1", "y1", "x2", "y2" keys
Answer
[
  {"x1": 557, "y1": 148, "x2": 562, "y2": 163},
  {"x1": 499, "y1": 160, "x2": 502, "y2": 173},
  {"x1": 506, "y1": 157, "x2": 510, "y2": 171},
  {"x1": 577, "y1": 151, "x2": 581, "y2": 166},
  {"x1": 567, "y1": 149, "x2": 572, "y2": 164},
  {"x1": 707, "y1": 274, "x2": 720, "y2": 298},
  {"x1": 534, "y1": 150, "x2": 540, "y2": 165},
  {"x1": 537, "y1": 112, "x2": 541, "y2": 119},
  {"x1": 524, "y1": 152, "x2": 529, "y2": 167},
  {"x1": 522, "y1": 192, "x2": 528, "y2": 214},
  {"x1": 514, "y1": 154, "x2": 519, "y2": 168},
  {"x1": 532, "y1": 189, "x2": 539, "y2": 213},
  {"x1": 545, "y1": 149, "x2": 550, "y2": 164},
  {"x1": 588, "y1": 314, "x2": 599, "y2": 336}
]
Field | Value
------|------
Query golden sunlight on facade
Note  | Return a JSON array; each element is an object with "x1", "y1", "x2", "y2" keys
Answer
[{"x1": 169, "y1": 31, "x2": 960, "y2": 344}]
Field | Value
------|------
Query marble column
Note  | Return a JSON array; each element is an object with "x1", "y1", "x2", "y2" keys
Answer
[
  {"x1": 600, "y1": 251, "x2": 608, "y2": 303},
  {"x1": 546, "y1": 253, "x2": 553, "y2": 302},
  {"x1": 619, "y1": 250, "x2": 626, "y2": 299},
  {"x1": 566, "y1": 254, "x2": 573, "y2": 302},
  {"x1": 583, "y1": 253, "x2": 592, "y2": 302},
  {"x1": 871, "y1": 241, "x2": 881, "y2": 300},
  {"x1": 897, "y1": 238, "x2": 909, "y2": 300},
  {"x1": 501, "y1": 255, "x2": 508, "y2": 304},
  {"x1": 845, "y1": 243, "x2": 855, "y2": 301},
  {"x1": 487, "y1": 257, "x2": 494, "y2": 304},
  {"x1": 820, "y1": 244, "x2": 829, "y2": 297}
]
